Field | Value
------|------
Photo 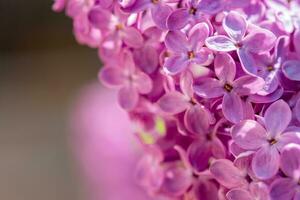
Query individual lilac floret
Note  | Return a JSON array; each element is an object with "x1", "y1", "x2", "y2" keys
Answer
[
  {"x1": 269, "y1": 143, "x2": 300, "y2": 200},
  {"x1": 163, "y1": 23, "x2": 212, "y2": 75},
  {"x1": 167, "y1": 0, "x2": 225, "y2": 30},
  {"x1": 121, "y1": 0, "x2": 173, "y2": 29},
  {"x1": 99, "y1": 50, "x2": 153, "y2": 110},
  {"x1": 231, "y1": 100, "x2": 300, "y2": 180},
  {"x1": 194, "y1": 52, "x2": 264, "y2": 123},
  {"x1": 205, "y1": 11, "x2": 276, "y2": 75}
]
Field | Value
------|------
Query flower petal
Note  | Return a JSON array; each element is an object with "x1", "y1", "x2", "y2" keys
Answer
[
  {"x1": 270, "y1": 178, "x2": 297, "y2": 200},
  {"x1": 157, "y1": 91, "x2": 189, "y2": 114},
  {"x1": 205, "y1": 36, "x2": 237, "y2": 52},
  {"x1": 280, "y1": 143, "x2": 300, "y2": 179},
  {"x1": 233, "y1": 75, "x2": 265, "y2": 96},
  {"x1": 252, "y1": 145, "x2": 280, "y2": 180},
  {"x1": 122, "y1": 0, "x2": 151, "y2": 12},
  {"x1": 242, "y1": 29, "x2": 277, "y2": 53},
  {"x1": 184, "y1": 105, "x2": 211, "y2": 134},
  {"x1": 197, "y1": 0, "x2": 224, "y2": 15},
  {"x1": 167, "y1": 8, "x2": 190, "y2": 30},
  {"x1": 122, "y1": 27, "x2": 144, "y2": 48},
  {"x1": 223, "y1": 11, "x2": 247, "y2": 42},
  {"x1": 226, "y1": 189, "x2": 253, "y2": 200},
  {"x1": 187, "y1": 141, "x2": 212, "y2": 172},
  {"x1": 231, "y1": 120, "x2": 268, "y2": 150},
  {"x1": 118, "y1": 86, "x2": 139, "y2": 110},
  {"x1": 151, "y1": 4, "x2": 172, "y2": 30},
  {"x1": 88, "y1": 7, "x2": 111, "y2": 30},
  {"x1": 193, "y1": 78, "x2": 224, "y2": 98},
  {"x1": 249, "y1": 182, "x2": 270, "y2": 200},
  {"x1": 165, "y1": 31, "x2": 188, "y2": 53},
  {"x1": 188, "y1": 23, "x2": 209, "y2": 50},
  {"x1": 264, "y1": 100, "x2": 291, "y2": 138},
  {"x1": 210, "y1": 159, "x2": 246, "y2": 189},
  {"x1": 282, "y1": 60, "x2": 300, "y2": 81},
  {"x1": 214, "y1": 53, "x2": 236, "y2": 82},
  {"x1": 294, "y1": 28, "x2": 300, "y2": 55},
  {"x1": 296, "y1": 99, "x2": 300, "y2": 122},
  {"x1": 222, "y1": 93, "x2": 244, "y2": 124},
  {"x1": 237, "y1": 48, "x2": 257, "y2": 75},
  {"x1": 133, "y1": 45, "x2": 158, "y2": 74},
  {"x1": 164, "y1": 55, "x2": 188, "y2": 75},
  {"x1": 99, "y1": 67, "x2": 125, "y2": 87},
  {"x1": 194, "y1": 180, "x2": 219, "y2": 200},
  {"x1": 134, "y1": 72, "x2": 153, "y2": 94}
]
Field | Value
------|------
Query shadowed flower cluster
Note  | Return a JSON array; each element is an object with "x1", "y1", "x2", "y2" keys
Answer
[{"x1": 54, "y1": 0, "x2": 300, "y2": 199}]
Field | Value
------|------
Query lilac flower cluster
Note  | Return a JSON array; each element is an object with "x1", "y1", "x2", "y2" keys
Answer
[{"x1": 54, "y1": 0, "x2": 300, "y2": 199}]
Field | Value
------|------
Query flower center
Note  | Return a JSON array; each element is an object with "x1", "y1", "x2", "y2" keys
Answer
[
  {"x1": 268, "y1": 138, "x2": 277, "y2": 145},
  {"x1": 151, "y1": 0, "x2": 159, "y2": 4},
  {"x1": 115, "y1": 23, "x2": 123, "y2": 30},
  {"x1": 189, "y1": 97, "x2": 197, "y2": 105},
  {"x1": 267, "y1": 65, "x2": 274, "y2": 72},
  {"x1": 187, "y1": 51, "x2": 195, "y2": 59},
  {"x1": 224, "y1": 83, "x2": 233, "y2": 92},
  {"x1": 189, "y1": 7, "x2": 197, "y2": 15}
]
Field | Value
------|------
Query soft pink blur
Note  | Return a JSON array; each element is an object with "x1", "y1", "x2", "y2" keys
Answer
[{"x1": 70, "y1": 82, "x2": 153, "y2": 200}]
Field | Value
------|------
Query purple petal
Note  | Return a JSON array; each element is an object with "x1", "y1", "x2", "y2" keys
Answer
[
  {"x1": 180, "y1": 71, "x2": 194, "y2": 98},
  {"x1": 205, "y1": 36, "x2": 237, "y2": 52},
  {"x1": 237, "y1": 48, "x2": 257, "y2": 75},
  {"x1": 121, "y1": 27, "x2": 144, "y2": 48},
  {"x1": 231, "y1": 120, "x2": 268, "y2": 150},
  {"x1": 134, "y1": 72, "x2": 153, "y2": 94},
  {"x1": 193, "y1": 78, "x2": 224, "y2": 98},
  {"x1": 211, "y1": 138, "x2": 226, "y2": 159},
  {"x1": 188, "y1": 23, "x2": 209, "y2": 49},
  {"x1": 226, "y1": 189, "x2": 252, "y2": 200},
  {"x1": 264, "y1": 100, "x2": 291, "y2": 138},
  {"x1": 133, "y1": 45, "x2": 158, "y2": 74},
  {"x1": 252, "y1": 145, "x2": 280, "y2": 180},
  {"x1": 197, "y1": 0, "x2": 224, "y2": 15},
  {"x1": 194, "y1": 48, "x2": 212, "y2": 65},
  {"x1": 214, "y1": 53, "x2": 236, "y2": 82},
  {"x1": 249, "y1": 86, "x2": 283, "y2": 104},
  {"x1": 99, "y1": 67, "x2": 125, "y2": 87},
  {"x1": 166, "y1": 8, "x2": 190, "y2": 30},
  {"x1": 187, "y1": 141, "x2": 212, "y2": 172},
  {"x1": 294, "y1": 28, "x2": 300, "y2": 55},
  {"x1": 118, "y1": 86, "x2": 139, "y2": 110},
  {"x1": 242, "y1": 29, "x2": 277, "y2": 53},
  {"x1": 165, "y1": 31, "x2": 188, "y2": 53},
  {"x1": 282, "y1": 60, "x2": 300, "y2": 81},
  {"x1": 88, "y1": 7, "x2": 111, "y2": 30},
  {"x1": 222, "y1": 93, "x2": 244, "y2": 124},
  {"x1": 184, "y1": 105, "x2": 211, "y2": 134},
  {"x1": 277, "y1": 132, "x2": 300, "y2": 151},
  {"x1": 249, "y1": 182, "x2": 270, "y2": 200},
  {"x1": 151, "y1": 4, "x2": 172, "y2": 30},
  {"x1": 122, "y1": 0, "x2": 151, "y2": 13},
  {"x1": 280, "y1": 143, "x2": 300, "y2": 179},
  {"x1": 164, "y1": 55, "x2": 188, "y2": 75},
  {"x1": 157, "y1": 91, "x2": 189, "y2": 114},
  {"x1": 210, "y1": 159, "x2": 246, "y2": 189},
  {"x1": 270, "y1": 178, "x2": 297, "y2": 200},
  {"x1": 223, "y1": 11, "x2": 247, "y2": 42},
  {"x1": 233, "y1": 75, "x2": 265, "y2": 96},
  {"x1": 194, "y1": 180, "x2": 219, "y2": 200},
  {"x1": 296, "y1": 99, "x2": 300, "y2": 122}
]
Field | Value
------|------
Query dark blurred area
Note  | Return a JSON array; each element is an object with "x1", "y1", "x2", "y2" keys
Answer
[{"x1": 0, "y1": 1, "x2": 100, "y2": 199}]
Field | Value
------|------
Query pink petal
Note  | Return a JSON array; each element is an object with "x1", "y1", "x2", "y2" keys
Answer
[
  {"x1": 88, "y1": 7, "x2": 111, "y2": 30},
  {"x1": 165, "y1": 31, "x2": 188, "y2": 53},
  {"x1": 134, "y1": 72, "x2": 153, "y2": 94},
  {"x1": 231, "y1": 120, "x2": 268, "y2": 150},
  {"x1": 242, "y1": 29, "x2": 277, "y2": 53},
  {"x1": 122, "y1": 0, "x2": 151, "y2": 12},
  {"x1": 280, "y1": 143, "x2": 300, "y2": 179},
  {"x1": 99, "y1": 67, "x2": 125, "y2": 87},
  {"x1": 277, "y1": 132, "x2": 300, "y2": 151},
  {"x1": 194, "y1": 180, "x2": 219, "y2": 200},
  {"x1": 210, "y1": 159, "x2": 246, "y2": 189},
  {"x1": 222, "y1": 93, "x2": 244, "y2": 124},
  {"x1": 194, "y1": 48, "x2": 212, "y2": 65},
  {"x1": 282, "y1": 60, "x2": 300, "y2": 81},
  {"x1": 194, "y1": 78, "x2": 224, "y2": 98},
  {"x1": 184, "y1": 105, "x2": 210, "y2": 134},
  {"x1": 197, "y1": 0, "x2": 224, "y2": 15},
  {"x1": 264, "y1": 100, "x2": 291, "y2": 138},
  {"x1": 252, "y1": 145, "x2": 280, "y2": 180},
  {"x1": 249, "y1": 86, "x2": 284, "y2": 104},
  {"x1": 270, "y1": 178, "x2": 297, "y2": 200},
  {"x1": 223, "y1": 11, "x2": 247, "y2": 42},
  {"x1": 133, "y1": 45, "x2": 158, "y2": 74},
  {"x1": 163, "y1": 55, "x2": 188, "y2": 75},
  {"x1": 249, "y1": 182, "x2": 270, "y2": 200},
  {"x1": 122, "y1": 27, "x2": 144, "y2": 48},
  {"x1": 187, "y1": 141, "x2": 212, "y2": 172},
  {"x1": 205, "y1": 35, "x2": 237, "y2": 52},
  {"x1": 233, "y1": 75, "x2": 265, "y2": 96},
  {"x1": 118, "y1": 86, "x2": 139, "y2": 110},
  {"x1": 151, "y1": 4, "x2": 172, "y2": 30},
  {"x1": 157, "y1": 91, "x2": 189, "y2": 114},
  {"x1": 167, "y1": 8, "x2": 190, "y2": 31},
  {"x1": 214, "y1": 53, "x2": 236, "y2": 82},
  {"x1": 226, "y1": 189, "x2": 253, "y2": 200},
  {"x1": 188, "y1": 23, "x2": 209, "y2": 49},
  {"x1": 237, "y1": 48, "x2": 257, "y2": 75},
  {"x1": 211, "y1": 138, "x2": 226, "y2": 159},
  {"x1": 180, "y1": 71, "x2": 194, "y2": 98},
  {"x1": 294, "y1": 28, "x2": 300, "y2": 55},
  {"x1": 296, "y1": 99, "x2": 300, "y2": 122}
]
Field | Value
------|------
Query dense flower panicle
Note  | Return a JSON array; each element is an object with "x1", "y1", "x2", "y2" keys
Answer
[{"x1": 54, "y1": 0, "x2": 300, "y2": 199}]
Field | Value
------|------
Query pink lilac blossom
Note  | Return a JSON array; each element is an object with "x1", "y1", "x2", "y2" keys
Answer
[{"x1": 54, "y1": 0, "x2": 300, "y2": 199}]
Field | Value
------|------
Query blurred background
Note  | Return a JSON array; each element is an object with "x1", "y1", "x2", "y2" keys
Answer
[{"x1": 0, "y1": 1, "x2": 100, "y2": 199}]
